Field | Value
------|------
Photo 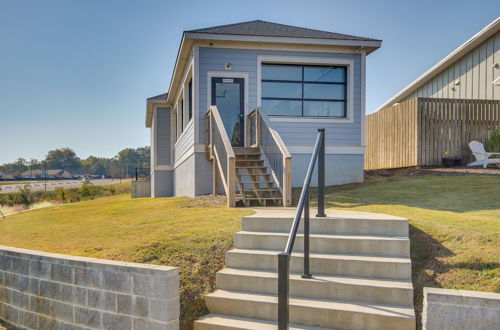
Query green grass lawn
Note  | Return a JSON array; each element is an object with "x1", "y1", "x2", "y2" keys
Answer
[
  {"x1": 0, "y1": 195, "x2": 253, "y2": 329},
  {"x1": 1, "y1": 175, "x2": 498, "y2": 328},
  {"x1": 307, "y1": 174, "x2": 500, "y2": 324}
]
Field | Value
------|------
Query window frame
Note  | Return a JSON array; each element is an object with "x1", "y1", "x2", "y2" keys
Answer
[
  {"x1": 261, "y1": 63, "x2": 347, "y2": 118},
  {"x1": 257, "y1": 55, "x2": 354, "y2": 124}
]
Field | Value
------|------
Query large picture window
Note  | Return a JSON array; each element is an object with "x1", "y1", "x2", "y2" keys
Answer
[{"x1": 261, "y1": 64, "x2": 347, "y2": 117}]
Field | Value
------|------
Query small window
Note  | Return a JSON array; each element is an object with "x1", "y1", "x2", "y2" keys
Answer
[
  {"x1": 261, "y1": 64, "x2": 347, "y2": 117},
  {"x1": 172, "y1": 111, "x2": 177, "y2": 141},
  {"x1": 188, "y1": 79, "x2": 193, "y2": 121}
]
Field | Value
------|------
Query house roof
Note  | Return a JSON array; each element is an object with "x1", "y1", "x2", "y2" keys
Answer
[
  {"x1": 20, "y1": 169, "x2": 68, "y2": 177},
  {"x1": 147, "y1": 93, "x2": 168, "y2": 102},
  {"x1": 186, "y1": 20, "x2": 380, "y2": 42},
  {"x1": 146, "y1": 20, "x2": 382, "y2": 127},
  {"x1": 375, "y1": 17, "x2": 500, "y2": 112},
  {"x1": 146, "y1": 93, "x2": 168, "y2": 127}
]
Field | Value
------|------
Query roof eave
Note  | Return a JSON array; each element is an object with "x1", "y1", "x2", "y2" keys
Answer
[
  {"x1": 145, "y1": 100, "x2": 168, "y2": 128},
  {"x1": 184, "y1": 32, "x2": 381, "y2": 54},
  {"x1": 374, "y1": 17, "x2": 500, "y2": 112}
]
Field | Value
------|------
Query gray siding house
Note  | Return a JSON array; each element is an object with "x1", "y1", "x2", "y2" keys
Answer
[
  {"x1": 146, "y1": 20, "x2": 381, "y2": 205},
  {"x1": 365, "y1": 18, "x2": 500, "y2": 171},
  {"x1": 376, "y1": 17, "x2": 500, "y2": 110}
]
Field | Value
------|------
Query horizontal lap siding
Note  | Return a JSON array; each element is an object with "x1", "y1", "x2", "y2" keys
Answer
[
  {"x1": 174, "y1": 123, "x2": 194, "y2": 163},
  {"x1": 198, "y1": 47, "x2": 362, "y2": 147}
]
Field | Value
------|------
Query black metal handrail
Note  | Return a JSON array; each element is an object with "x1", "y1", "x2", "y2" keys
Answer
[{"x1": 278, "y1": 128, "x2": 326, "y2": 329}]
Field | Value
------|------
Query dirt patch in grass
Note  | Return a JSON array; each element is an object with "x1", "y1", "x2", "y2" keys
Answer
[{"x1": 0, "y1": 194, "x2": 253, "y2": 329}]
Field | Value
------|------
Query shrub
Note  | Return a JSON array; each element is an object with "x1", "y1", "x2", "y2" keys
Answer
[
  {"x1": 17, "y1": 186, "x2": 34, "y2": 207},
  {"x1": 0, "y1": 182, "x2": 131, "y2": 208},
  {"x1": 486, "y1": 130, "x2": 500, "y2": 152}
]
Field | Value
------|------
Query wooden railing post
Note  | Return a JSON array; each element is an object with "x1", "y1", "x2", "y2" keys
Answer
[
  {"x1": 227, "y1": 156, "x2": 235, "y2": 207},
  {"x1": 256, "y1": 112, "x2": 261, "y2": 146}
]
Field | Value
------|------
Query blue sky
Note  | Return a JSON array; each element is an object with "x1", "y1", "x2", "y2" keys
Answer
[{"x1": 0, "y1": 0, "x2": 498, "y2": 163}]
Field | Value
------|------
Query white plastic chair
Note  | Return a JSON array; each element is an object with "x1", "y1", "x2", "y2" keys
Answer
[{"x1": 467, "y1": 141, "x2": 500, "y2": 168}]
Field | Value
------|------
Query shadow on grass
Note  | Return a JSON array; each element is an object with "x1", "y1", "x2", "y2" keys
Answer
[
  {"x1": 409, "y1": 226, "x2": 499, "y2": 329},
  {"x1": 409, "y1": 225, "x2": 451, "y2": 329}
]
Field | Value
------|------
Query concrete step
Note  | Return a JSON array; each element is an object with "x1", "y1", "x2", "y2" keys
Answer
[
  {"x1": 225, "y1": 249, "x2": 411, "y2": 280},
  {"x1": 216, "y1": 268, "x2": 413, "y2": 306},
  {"x1": 195, "y1": 314, "x2": 330, "y2": 329},
  {"x1": 242, "y1": 215, "x2": 408, "y2": 237},
  {"x1": 205, "y1": 290, "x2": 416, "y2": 330},
  {"x1": 234, "y1": 231, "x2": 410, "y2": 257}
]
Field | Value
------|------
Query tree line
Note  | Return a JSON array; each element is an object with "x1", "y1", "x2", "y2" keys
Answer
[{"x1": 0, "y1": 147, "x2": 150, "y2": 178}]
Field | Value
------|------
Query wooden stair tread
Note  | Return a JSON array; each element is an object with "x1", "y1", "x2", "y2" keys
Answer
[{"x1": 236, "y1": 166, "x2": 267, "y2": 169}]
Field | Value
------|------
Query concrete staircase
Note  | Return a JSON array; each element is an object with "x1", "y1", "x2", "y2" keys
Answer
[
  {"x1": 234, "y1": 147, "x2": 283, "y2": 207},
  {"x1": 195, "y1": 209, "x2": 416, "y2": 329}
]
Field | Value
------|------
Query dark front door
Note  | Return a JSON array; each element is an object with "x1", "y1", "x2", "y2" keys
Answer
[{"x1": 211, "y1": 77, "x2": 244, "y2": 147}]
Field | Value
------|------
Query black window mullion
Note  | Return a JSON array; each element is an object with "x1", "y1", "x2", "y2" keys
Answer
[{"x1": 261, "y1": 63, "x2": 348, "y2": 118}]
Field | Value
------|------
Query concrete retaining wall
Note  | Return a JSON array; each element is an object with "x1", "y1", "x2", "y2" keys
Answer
[
  {"x1": 0, "y1": 245, "x2": 179, "y2": 329},
  {"x1": 423, "y1": 287, "x2": 500, "y2": 330},
  {"x1": 131, "y1": 181, "x2": 151, "y2": 198}
]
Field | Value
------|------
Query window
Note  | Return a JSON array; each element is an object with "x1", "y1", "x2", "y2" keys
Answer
[
  {"x1": 188, "y1": 79, "x2": 193, "y2": 121},
  {"x1": 261, "y1": 64, "x2": 347, "y2": 117},
  {"x1": 172, "y1": 111, "x2": 177, "y2": 141},
  {"x1": 177, "y1": 99, "x2": 184, "y2": 134}
]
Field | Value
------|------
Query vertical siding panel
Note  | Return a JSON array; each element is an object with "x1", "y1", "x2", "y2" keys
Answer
[
  {"x1": 478, "y1": 42, "x2": 487, "y2": 99},
  {"x1": 494, "y1": 33, "x2": 500, "y2": 100},
  {"x1": 466, "y1": 52, "x2": 474, "y2": 99},
  {"x1": 472, "y1": 47, "x2": 480, "y2": 99},
  {"x1": 485, "y1": 36, "x2": 495, "y2": 99}
]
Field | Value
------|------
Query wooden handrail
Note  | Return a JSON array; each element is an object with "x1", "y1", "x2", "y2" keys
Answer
[
  {"x1": 206, "y1": 106, "x2": 236, "y2": 207},
  {"x1": 247, "y1": 108, "x2": 292, "y2": 207}
]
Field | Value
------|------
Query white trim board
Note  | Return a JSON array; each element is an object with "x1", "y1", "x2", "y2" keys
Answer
[
  {"x1": 257, "y1": 55, "x2": 355, "y2": 124},
  {"x1": 153, "y1": 165, "x2": 173, "y2": 171},
  {"x1": 195, "y1": 41, "x2": 363, "y2": 54},
  {"x1": 287, "y1": 145, "x2": 365, "y2": 155},
  {"x1": 206, "y1": 71, "x2": 250, "y2": 115},
  {"x1": 185, "y1": 32, "x2": 381, "y2": 51},
  {"x1": 174, "y1": 119, "x2": 194, "y2": 149}
]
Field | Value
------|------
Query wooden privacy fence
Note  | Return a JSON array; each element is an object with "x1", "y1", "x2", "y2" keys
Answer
[{"x1": 365, "y1": 98, "x2": 500, "y2": 170}]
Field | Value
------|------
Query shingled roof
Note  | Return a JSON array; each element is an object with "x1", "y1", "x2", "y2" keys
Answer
[
  {"x1": 187, "y1": 20, "x2": 379, "y2": 42},
  {"x1": 147, "y1": 93, "x2": 168, "y2": 102}
]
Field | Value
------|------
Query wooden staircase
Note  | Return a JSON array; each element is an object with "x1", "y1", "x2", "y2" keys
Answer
[{"x1": 234, "y1": 147, "x2": 283, "y2": 207}]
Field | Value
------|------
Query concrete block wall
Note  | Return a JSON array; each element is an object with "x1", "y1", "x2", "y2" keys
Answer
[
  {"x1": 131, "y1": 181, "x2": 151, "y2": 198},
  {"x1": 423, "y1": 287, "x2": 500, "y2": 330},
  {"x1": 0, "y1": 245, "x2": 179, "y2": 329}
]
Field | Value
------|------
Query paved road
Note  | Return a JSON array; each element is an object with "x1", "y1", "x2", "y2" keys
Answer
[{"x1": 0, "y1": 179, "x2": 131, "y2": 193}]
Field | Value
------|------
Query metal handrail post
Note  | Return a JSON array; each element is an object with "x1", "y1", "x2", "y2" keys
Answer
[
  {"x1": 316, "y1": 129, "x2": 326, "y2": 217},
  {"x1": 302, "y1": 189, "x2": 311, "y2": 279},
  {"x1": 278, "y1": 252, "x2": 289, "y2": 330}
]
